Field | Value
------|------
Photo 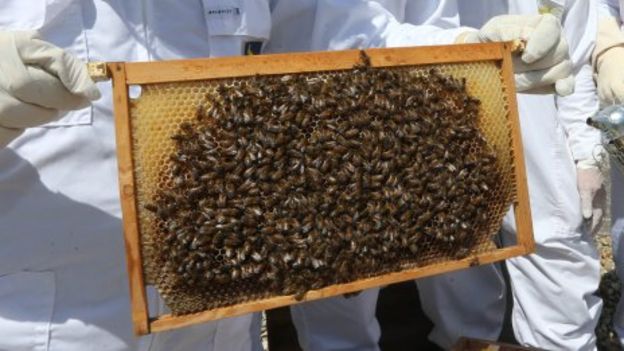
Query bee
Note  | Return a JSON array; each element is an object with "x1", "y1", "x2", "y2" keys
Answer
[
  {"x1": 250, "y1": 252, "x2": 263, "y2": 263},
  {"x1": 224, "y1": 235, "x2": 242, "y2": 247},
  {"x1": 144, "y1": 203, "x2": 158, "y2": 213},
  {"x1": 293, "y1": 290, "x2": 307, "y2": 301},
  {"x1": 215, "y1": 274, "x2": 229, "y2": 284}
]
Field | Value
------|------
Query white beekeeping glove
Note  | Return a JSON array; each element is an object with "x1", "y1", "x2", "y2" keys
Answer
[
  {"x1": 576, "y1": 158, "x2": 606, "y2": 234},
  {"x1": 0, "y1": 31, "x2": 100, "y2": 146},
  {"x1": 457, "y1": 14, "x2": 574, "y2": 96},
  {"x1": 593, "y1": 16, "x2": 624, "y2": 105}
]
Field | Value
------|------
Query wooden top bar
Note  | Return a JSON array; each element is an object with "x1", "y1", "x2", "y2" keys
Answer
[{"x1": 123, "y1": 42, "x2": 510, "y2": 85}]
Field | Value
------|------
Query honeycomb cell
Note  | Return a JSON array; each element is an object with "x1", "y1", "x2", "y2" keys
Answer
[{"x1": 129, "y1": 60, "x2": 516, "y2": 315}]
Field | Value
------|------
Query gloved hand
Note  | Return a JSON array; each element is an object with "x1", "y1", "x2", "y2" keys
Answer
[
  {"x1": 0, "y1": 31, "x2": 100, "y2": 147},
  {"x1": 457, "y1": 14, "x2": 574, "y2": 96},
  {"x1": 593, "y1": 17, "x2": 624, "y2": 105},
  {"x1": 576, "y1": 158, "x2": 606, "y2": 234},
  {"x1": 596, "y1": 47, "x2": 624, "y2": 105}
]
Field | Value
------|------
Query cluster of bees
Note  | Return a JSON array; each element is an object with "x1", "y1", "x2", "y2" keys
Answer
[{"x1": 146, "y1": 53, "x2": 503, "y2": 313}]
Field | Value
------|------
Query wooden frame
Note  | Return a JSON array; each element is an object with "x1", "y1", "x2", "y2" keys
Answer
[
  {"x1": 452, "y1": 337, "x2": 544, "y2": 351},
  {"x1": 109, "y1": 42, "x2": 534, "y2": 335}
]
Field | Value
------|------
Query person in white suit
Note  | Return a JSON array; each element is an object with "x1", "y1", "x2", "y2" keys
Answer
[
  {"x1": 0, "y1": 1, "x2": 469, "y2": 350},
  {"x1": 301, "y1": 0, "x2": 604, "y2": 350},
  {"x1": 0, "y1": 1, "x2": 276, "y2": 350},
  {"x1": 417, "y1": 2, "x2": 605, "y2": 349}
]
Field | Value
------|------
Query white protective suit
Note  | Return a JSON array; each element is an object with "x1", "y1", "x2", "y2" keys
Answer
[
  {"x1": 596, "y1": 0, "x2": 624, "y2": 346},
  {"x1": 0, "y1": 1, "x2": 408, "y2": 350},
  {"x1": 0, "y1": 1, "x2": 264, "y2": 350},
  {"x1": 306, "y1": 0, "x2": 603, "y2": 350}
]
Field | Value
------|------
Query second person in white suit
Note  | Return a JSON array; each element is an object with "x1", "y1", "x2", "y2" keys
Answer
[{"x1": 293, "y1": 0, "x2": 604, "y2": 350}]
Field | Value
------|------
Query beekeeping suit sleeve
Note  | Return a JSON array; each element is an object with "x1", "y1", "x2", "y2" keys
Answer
[
  {"x1": 0, "y1": 30, "x2": 100, "y2": 147},
  {"x1": 310, "y1": 0, "x2": 470, "y2": 51},
  {"x1": 555, "y1": 1, "x2": 604, "y2": 231},
  {"x1": 556, "y1": 65, "x2": 604, "y2": 231},
  {"x1": 557, "y1": 67, "x2": 602, "y2": 163},
  {"x1": 592, "y1": 0, "x2": 624, "y2": 104},
  {"x1": 404, "y1": 0, "x2": 462, "y2": 29}
]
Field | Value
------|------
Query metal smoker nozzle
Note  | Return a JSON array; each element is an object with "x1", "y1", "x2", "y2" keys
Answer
[{"x1": 587, "y1": 105, "x2": 624, "y2": 173}]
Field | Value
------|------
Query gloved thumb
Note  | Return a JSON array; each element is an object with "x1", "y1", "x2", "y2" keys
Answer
[
  {"x1": 521, "y1": 14, "x2": 561, "y2": 64},
  {"x1": 15, "y1": 31, "x2": 101, "y2": 102},
  {"x1": 555, "y1": 74, "x2": 575, "y2": 96}
]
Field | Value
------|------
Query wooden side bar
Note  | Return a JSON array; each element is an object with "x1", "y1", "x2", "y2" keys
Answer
[
  {"x1": 498, "y1": 44, "x2": 535, "y2": 253},
  {"x1": 124, "y1": 43, "x2": 505, "y2": 84},
  {"x1": 110, "y1": 63, "x2": 151, "y2": 335}
]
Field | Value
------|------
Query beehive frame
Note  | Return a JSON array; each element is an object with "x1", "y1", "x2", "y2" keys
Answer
[{"x1": 109, "y1": 42, "x2": 533, "y2": 335}]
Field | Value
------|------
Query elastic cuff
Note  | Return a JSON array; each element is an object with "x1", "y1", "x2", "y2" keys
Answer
[
  {"x1": 454, "y1": 28, "x2": 480, "y2": 44},
  {"x1": 576, "y1": 146, "x2": 606, "y2": 168},
  {"x1": 592, "y1": 17, "x2": 624, "y2": 70},
  {"x1": 577, "y1": 159, "x2": 599, "y2": 169},
  {"x1": 595, "y1": 44, "x2": 624, "y2": 74}
]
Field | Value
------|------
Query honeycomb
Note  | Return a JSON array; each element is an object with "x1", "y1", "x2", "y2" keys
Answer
[{"x1": 129, "y1": 59, "x2": 516, "y2": 315}]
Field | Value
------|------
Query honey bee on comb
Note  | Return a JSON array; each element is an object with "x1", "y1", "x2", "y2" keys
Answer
[{"x1": 144, "y1": 53, "x2": 510, "y2": 315}]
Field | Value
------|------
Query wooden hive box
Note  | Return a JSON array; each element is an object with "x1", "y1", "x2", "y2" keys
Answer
[{"x1": 106, "y1": 42, "x2": 534, "y2": 335}]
